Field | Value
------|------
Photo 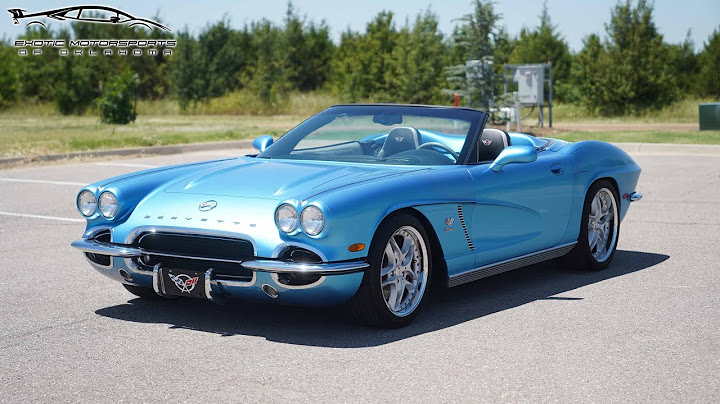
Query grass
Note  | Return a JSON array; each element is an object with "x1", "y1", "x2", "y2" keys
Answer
[
  {"x1": 555, "y1": 130, "x2": 720, "y2": 145},
  {"x1": 0, "y1": 114, "x2": 302, "y2": 158},
  {"x1": 1, "y1": 94, "x2": 718, "y2": 158},
  {"x1": 525, "y1": 98, "x2": 715, "y2": 124}
]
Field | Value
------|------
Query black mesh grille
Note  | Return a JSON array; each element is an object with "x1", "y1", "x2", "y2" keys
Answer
[
  {"x1": 134, "y1": 232, "x2": 255, "y2": 280},
  {"x1": 135, "y1": 233, "x2": 254, "y2": 261}
]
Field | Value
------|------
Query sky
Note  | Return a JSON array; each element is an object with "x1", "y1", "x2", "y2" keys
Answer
[{"x1": 2, "y1": 0, "x2": 719, "y2": 51}]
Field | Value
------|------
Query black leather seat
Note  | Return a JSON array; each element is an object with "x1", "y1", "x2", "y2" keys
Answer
[
  {"x1": 378, "y1": 127, "x2": 421, "y2": 158},
  {"x1": 477, "y1": 128, "x2": 511, "y2": 162}
]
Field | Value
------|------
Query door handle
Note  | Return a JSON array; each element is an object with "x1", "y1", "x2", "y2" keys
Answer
[{"x1": 550, "y1": 165, "x2": 564, "y2": 175}]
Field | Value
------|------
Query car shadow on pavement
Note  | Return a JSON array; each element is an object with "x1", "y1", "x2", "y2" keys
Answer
[{"x1": 95, "y1": 250, "x2": 668, "y2": 347}]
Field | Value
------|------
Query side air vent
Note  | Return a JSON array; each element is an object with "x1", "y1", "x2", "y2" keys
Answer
[{"x1": 457, "y1": 204, "x2": 475, "y2": 251}]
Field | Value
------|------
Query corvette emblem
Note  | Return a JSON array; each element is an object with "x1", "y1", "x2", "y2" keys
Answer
[
  {"x1": 395, "y1": 136, "x2": 404, "y2": 142},
  {"x1": 198, "y1": 200, "x2": 217, "y2": 212},
  {"x1": 168, "y1": 273, "x2": 199, "y2": 293},
  {"x1": 482, "y1": 139, "x2": 492, "y2": 146},
  {"x1": 444, "y1": 217, "x2": 455, "y2": 232}
]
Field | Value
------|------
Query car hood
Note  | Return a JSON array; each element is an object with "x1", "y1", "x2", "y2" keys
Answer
[{"x1": 163, "y1": 157, "x2": 426, "y2": 200}]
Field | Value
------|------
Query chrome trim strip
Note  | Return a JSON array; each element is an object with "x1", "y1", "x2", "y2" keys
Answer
[
  {"x1": 448, "y1": 242, "x2": 577, "y2": 287},
  {"x1": 629, "y1": 192, "x2": 642, "y2": 202},
  {"x1": 241, "y1": 260, "x2": 368, "y2": 275},
  {"x1": 152, "y1": 264, "x2": 163, "y2": 295},
  {"x1": 204, "y1": 268, "x2": 214, "y2": 301},
  {"x1": 71, "y1": 238, "x2": 142, "y2": 257}
]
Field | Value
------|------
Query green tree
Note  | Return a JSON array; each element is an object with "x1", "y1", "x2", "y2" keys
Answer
[
  {"x1": 667, "y1": 31, "x2": 699, "y2": 96},
  {"x1": 576, "y1": 0, "x2": 676, "y2": 115},
  {"x1": 98, "y1": 68, "x2": 138, "y2": 124},
  {"x1": 285, "y1": 3, "x2": 334, "y2": 91},
  {"x1": 247, "y1": 20, "x2": 291, "y2": 106},
  {"x1": 331, "y1": 11, "x2": 399, "y2": 101},
  {"x1": 53, "y1": 57, "x2": 98, "y2": 115},
  {"x1": 171, "y1": 30, "x2": 204, "y2": 110},
  {"x1": 509, "y1": 1, "x2": 572, "y2": 100},
  {"x1": 0, "y1": 42, "x2": 19, "y2": 107},
  {"x1": 386, "y1": 10, "x2": 447, "y2": 104},
  {"x1": 697, "y1": 28, "x2": 720, "y2": 97},
  {"x1": 448, "y1": 0, "x2": 503, "y2": 108}
]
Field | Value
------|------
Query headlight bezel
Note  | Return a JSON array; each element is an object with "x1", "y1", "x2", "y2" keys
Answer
[
  {"x1": 77, "y1": 190, "x2": 97, "y2": 217},
  {"x1": 98, "y1": 191, "x2": 119, "y2": 219},
  {"x1": 300, "y1": 205, "x2": 325, "y2": 236},
  {"x1": 275, "y1": 203, "x2": 299, "y2": 233}
]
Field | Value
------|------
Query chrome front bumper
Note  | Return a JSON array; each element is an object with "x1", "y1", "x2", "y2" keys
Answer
[{"x1": 71, "y1": 238, "x2": 369, "y2": 275}]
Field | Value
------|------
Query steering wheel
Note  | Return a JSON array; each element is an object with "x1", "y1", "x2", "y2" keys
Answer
[{"x1": 417, "y1": 142, "x2": 459, "y2": 161}]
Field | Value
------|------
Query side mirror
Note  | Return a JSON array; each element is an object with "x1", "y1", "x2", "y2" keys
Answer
[
  {"x1": 489, "y1": 146, "x2": 537, "y2": 172},
  {"x1": 252, "y1": 135, "x2": 274, "y2": 152}
]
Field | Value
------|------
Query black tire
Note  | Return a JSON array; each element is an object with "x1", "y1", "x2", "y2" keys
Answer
[
  {"x1": 561, "y1": 179, "x2": 620, "y2": 271},
  {"x1": 122, "y1": 283, "x2": 163, "y2": 299},
  {"x1": 348, "y1": 213, "x2": 433, "y2": 328}
]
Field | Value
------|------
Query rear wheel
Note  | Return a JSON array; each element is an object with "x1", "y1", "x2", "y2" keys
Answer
[
  {"x1": 348, "y1": 213, "x2": 432, "y2": 328},
  {"x1": 562, "y1": 180, "x2": 620, "y2": 270}
]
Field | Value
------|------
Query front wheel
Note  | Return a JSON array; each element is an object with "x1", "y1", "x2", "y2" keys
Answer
[
  {"x1": 562, "y1": 180, "x2": 620, "y2": 270},
  {"x1": 348, "y1": 213, "x2": 432, "y2": 328}
]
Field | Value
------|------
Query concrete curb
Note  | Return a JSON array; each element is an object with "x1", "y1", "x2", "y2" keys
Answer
[
  {"x1": 0, "y1": 140, "x2": 255, "y2": 166},
  {"x1": 2, "y1": 139, "x2": 719, "y2": 167}
]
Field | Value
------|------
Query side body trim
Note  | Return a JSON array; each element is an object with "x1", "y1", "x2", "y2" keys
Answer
[{"x1": 448, "y1": 242, "x2": 577, "y2": 287}]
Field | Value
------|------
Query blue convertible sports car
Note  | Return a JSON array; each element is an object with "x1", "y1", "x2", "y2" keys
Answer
[{"x1": 71, "y1": 104, "x2": 642, "y2": 327}]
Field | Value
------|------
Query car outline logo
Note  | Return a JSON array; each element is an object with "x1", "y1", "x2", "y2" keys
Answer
[
  {"x1": 7, "y1": 5, "x2": 170, "y2": 31},
  {"x1": 198, "y1": 200, "x2": 217, "y2": 212}
]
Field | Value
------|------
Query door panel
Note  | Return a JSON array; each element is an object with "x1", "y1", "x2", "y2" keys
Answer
[{"x1": 469, "y1": 150, "x2": 574, "y2": 267}]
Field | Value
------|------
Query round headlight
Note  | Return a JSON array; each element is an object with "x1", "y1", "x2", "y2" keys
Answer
[
  {"x1": 77, "y1": 190, "x2": 97, "y2": 217},
  {"x1": 275, "y1": 204, "x2": 298, "y2": 233},
  {"x1": 98, "y1": 191, "x2": 118, "y2": 218},
  {"x1": 301, "y1": 205, "x2": 324, "y2": 236}
]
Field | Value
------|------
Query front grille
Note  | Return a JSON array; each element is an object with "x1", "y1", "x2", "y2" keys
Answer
[{"x1": 133, "y1": 232, "x2": 255, "y2": 281}]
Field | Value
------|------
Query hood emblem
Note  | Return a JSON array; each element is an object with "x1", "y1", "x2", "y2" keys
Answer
[{"x1": 198, "y1": 200, "x2": 217, "y2": 212}]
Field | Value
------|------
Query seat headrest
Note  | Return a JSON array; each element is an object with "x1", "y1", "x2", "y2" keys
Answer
[
  {"x1": 378, "y1": 127, "x2": 420, "y2": 158},
  {"x1": 477, "y1": 128, "x2": 511, "y2": 162}
]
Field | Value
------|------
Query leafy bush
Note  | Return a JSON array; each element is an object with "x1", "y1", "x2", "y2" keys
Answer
[
  {"x1": 98, "y1": 69, "x2": 138, "y2": 124},
  {"x1": 54, "y1": 58, "x2": 98, "y2": 115}
]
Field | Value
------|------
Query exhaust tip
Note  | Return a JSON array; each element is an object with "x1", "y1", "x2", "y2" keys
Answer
[
  {"x1": 118, "y1": 269, "x2": 133, "y2": 282},
  {"x1": 261, "y1": 284, "x2": 279, "y2": 299}
]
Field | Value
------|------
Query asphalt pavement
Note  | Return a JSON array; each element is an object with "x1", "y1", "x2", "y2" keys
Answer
[{"x1": 0, "y1": 146, "x2": 718, "y2": 403}]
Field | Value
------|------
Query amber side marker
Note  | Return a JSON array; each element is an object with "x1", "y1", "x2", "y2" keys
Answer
[{"x1": 348, "y1": 243, "x2": 365, "y2": 252}]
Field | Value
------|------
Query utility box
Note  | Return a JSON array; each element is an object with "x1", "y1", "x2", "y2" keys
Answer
[
  {"x1": 513, "y1": 65, "x2": 544, "y2": 105},
  {"x1": 699, "y1": 103, "x2": 720, "y2": 131}
]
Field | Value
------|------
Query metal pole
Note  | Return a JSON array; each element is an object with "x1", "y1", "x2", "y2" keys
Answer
[
  {"x1": 548, "y1": 62, "x2": 553, "y2": 128},
  {"x1": 515, "y1": 99, "x2": 522, "y2": 132}
]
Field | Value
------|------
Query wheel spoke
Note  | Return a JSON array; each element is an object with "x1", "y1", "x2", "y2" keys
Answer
[
  {"x1": 381, "y1": 262, "x2": 394, "y2": 277},
  {"x1": 389, "y1": 237, "x2": 403, "y2": 262}
]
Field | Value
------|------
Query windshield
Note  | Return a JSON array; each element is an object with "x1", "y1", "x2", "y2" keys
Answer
[{"x1": 257, "y1": 105, "x2": 485, "y2": 166}]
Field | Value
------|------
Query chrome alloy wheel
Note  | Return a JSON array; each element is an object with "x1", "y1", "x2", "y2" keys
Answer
[
  {"x1": 380, "y1": 226, "x2": 428, "y2": 317},
  {"x1": 588, "y1": 187, "x2": 618, "y2": 263}
]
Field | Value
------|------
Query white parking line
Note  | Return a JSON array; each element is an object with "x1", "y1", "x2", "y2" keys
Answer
[
  {"x1": 94, "y1": 163, "x2": 158, "y2": 168},
  {"x1": 0, "y1": 211, "x2": 84, "y2": 223},
  {"x1": 0, "y1": 178, "x2": 85, "y2": 186}
]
